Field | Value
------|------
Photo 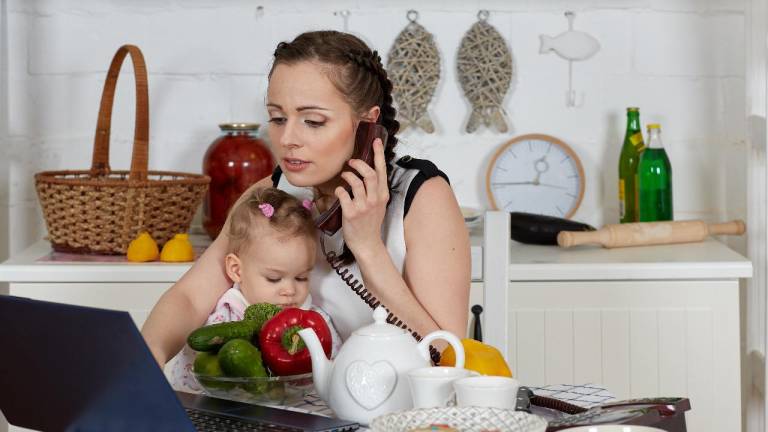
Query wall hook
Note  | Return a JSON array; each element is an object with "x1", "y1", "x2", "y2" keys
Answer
[{"x1": 539, "y1": 11, "x2": 601, "y2": 108}]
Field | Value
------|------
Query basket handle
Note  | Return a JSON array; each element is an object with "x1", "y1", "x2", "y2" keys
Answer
[{"x1": 91, "y1": 44, "x2": 149, "y2": 181}]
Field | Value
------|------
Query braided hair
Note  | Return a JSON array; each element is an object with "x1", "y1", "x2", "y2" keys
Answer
[{"x1": 270, "y1": 31, "x2": 401, "y2": 264}]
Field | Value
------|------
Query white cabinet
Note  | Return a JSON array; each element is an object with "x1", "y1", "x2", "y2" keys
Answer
[{"x1": 479, "y1": 211, "x2": 752, "y2": 432}]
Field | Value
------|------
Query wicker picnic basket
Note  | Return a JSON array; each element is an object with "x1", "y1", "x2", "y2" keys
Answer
[{"x1": 35, "y1": 45, "x2": 210, "y2": 254}]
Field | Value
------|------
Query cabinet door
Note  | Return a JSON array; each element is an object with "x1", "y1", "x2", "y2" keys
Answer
[
  {"x1": 8, "y1": 283, "x2": 170, "y2": 329},
  {"x1": 492, "y1": 279, "x2": 739, "y2": 432}
]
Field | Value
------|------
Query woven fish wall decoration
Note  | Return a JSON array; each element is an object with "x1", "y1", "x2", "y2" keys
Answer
[
  {"x1": 456, "y1": 10, "x2": 513, "y2": 133},
  {"x1": 386, "y1": 10, "x2": 441, "y2": 133}
]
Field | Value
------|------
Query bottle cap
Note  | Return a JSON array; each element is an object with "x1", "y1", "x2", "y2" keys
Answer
[
  {"x1": 647, "y1": 123, "x2": 661, "y2": 130},
  {"x1": 626, "y1": 107, "x2": 639, "y2": 112}
]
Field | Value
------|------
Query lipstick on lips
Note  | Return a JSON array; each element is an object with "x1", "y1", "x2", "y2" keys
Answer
[{"x1": 282, "y1": 157, "x2": 309, "y2": 172}]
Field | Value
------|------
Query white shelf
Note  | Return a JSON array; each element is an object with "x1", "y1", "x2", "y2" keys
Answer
[{"x1": 507, "y1": 238, "x2": 753, "y2": 281}]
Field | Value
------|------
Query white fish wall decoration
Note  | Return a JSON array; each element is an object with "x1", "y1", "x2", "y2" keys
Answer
[
  {"x1": 540, "y1": 28, "x2": 600, "y2": 61},
  {"x1": 539, "y1": 11, "x2": 601, "y2": 107}
]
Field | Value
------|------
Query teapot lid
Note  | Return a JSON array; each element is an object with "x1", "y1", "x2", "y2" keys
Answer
[{"x1": 354, "y1": 306, "x2": 407, "y2": 337}]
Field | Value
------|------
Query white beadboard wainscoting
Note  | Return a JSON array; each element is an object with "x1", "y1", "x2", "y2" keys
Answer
[
  {"x1": 507, "y1": 285, "x2": 738, "y2": 432},
  {"x1": 482, "y1": 211, "x2": 752, "y2": 432}
]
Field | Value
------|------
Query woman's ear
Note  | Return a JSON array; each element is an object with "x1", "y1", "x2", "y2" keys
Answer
[
  {"x1": 225, "y1": 253, "x2": 243, "y2": 283},
  {"x1": 361, "y1": 105, "x2": 381, "y2": 123}
]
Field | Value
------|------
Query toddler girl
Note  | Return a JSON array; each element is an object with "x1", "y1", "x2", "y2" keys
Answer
[{"x1": 170, "y1": 187, "x2": 340, "y2": 392}]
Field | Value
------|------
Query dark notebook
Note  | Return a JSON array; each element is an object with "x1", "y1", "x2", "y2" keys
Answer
[{"x1": 0, "y1": 295, "x2": 358, "y2": 432}]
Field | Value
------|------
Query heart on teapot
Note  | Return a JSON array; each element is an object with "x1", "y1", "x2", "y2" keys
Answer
[{"x1": 345, "y1": 360, "x2": 398, "y2": 410}]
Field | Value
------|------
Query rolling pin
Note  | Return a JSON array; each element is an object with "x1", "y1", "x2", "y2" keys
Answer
[{"x1": 557, "y1": 219, "x2": 746, "y2": 249}]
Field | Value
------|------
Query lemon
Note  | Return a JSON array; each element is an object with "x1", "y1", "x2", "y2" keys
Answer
[
  {"x1": 193, "y1": 352, "x2": 224, "y2": 376},
  {"x1": 126, "y1": 232, "x2": 160, "y2": 262},
  {"x1": 160, "y1": 233, "x2": 195, "y2": 262}
]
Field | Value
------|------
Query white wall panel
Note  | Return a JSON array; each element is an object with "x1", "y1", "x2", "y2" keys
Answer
[
  {"x1": 573, "y1": 310, "x2": 603, "y2": 385},
  {"x1": 601, "y1": 309, "x2": 631, "y2": 399},
  {"x1": 505, "y1": 280, "x2": 739, "y2": 431},
  {"x1": 545, "y1": 310, "x2": 574, "y2": 385},
  {"x1": 516, "y1": 310, "x2": 546, "y2": 386}
]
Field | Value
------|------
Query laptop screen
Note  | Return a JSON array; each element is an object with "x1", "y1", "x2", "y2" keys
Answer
[
  {"x1": 0, "y1": 295, "x2": 197, "y2": 431},
  {"x1": 0, "y1": 296, "x2": 359, "y2": 432}
]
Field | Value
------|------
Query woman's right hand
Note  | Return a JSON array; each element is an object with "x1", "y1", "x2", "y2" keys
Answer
[{"x1": 334, "y1": 139, "x2": 389, "y2": 259}]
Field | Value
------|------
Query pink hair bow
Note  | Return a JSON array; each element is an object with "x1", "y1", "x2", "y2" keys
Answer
[{"x1": 258, "y1": 203, "x2": 275, "y2": 218}]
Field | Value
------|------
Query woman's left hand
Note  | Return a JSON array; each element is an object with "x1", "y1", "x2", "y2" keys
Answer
[{"x1": 335, "y1": 138, "x2": 389, "y2": 257}]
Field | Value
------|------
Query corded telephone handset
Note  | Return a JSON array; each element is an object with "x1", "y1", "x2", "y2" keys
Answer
[
  {"x1": 315, "y1": 121, "x2": 387, "y2": 236},
  {"x1": 317, "y1": 121, "x2": 442, "y2": 363}
]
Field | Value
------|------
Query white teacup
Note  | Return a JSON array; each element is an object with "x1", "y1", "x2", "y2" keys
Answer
[
  {"x1": 453, "y1": 376, "x2": 520, "y2": 409},
  {"x1": 407, "y1": 366, "x2": 476, "y2": 409}
]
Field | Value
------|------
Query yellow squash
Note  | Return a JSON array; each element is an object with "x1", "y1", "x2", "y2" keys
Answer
[{"x1": 440, "y1": 338, "x2": 513, "y2": 377}]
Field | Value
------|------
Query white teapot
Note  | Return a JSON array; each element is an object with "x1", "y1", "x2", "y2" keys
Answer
[{"x1": 298, "y1": 306, "x2": 465, "y2": 425}]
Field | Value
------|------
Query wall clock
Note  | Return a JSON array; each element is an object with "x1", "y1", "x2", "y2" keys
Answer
[{"x1": 486, "y1": 134, "x2": 585, "y2": 218}]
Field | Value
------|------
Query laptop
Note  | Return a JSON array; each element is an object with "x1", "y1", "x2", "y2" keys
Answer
[{"x1": 0, "y1": 295, "x2": 359, "y2": 432}]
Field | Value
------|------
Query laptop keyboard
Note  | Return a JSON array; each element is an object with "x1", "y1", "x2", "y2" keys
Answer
[{"x1": 186, "y1": 408, "x2": 304, "y2": 432}]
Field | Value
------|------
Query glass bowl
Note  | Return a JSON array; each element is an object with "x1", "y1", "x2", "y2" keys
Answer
[{"x1": 193, "y1": 371, "x2": 314, "y2": 405}]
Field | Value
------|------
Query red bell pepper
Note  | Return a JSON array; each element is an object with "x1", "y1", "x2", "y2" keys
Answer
[{"x1": 259, "y1": 307, "x2": 332, "y2": 376}]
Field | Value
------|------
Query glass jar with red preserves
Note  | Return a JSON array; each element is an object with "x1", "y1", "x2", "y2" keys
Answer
[{"x1": 203, "y1": 123, "x2": 275, "y2": 240}]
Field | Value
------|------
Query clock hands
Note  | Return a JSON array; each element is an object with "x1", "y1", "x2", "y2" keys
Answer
[
  {"x1": 492, "y1": 154, "x2": 567, "y2": 190},
  {"x1": 491, "y1": 181, "x2": 568, "y2": 190},
  {"x1": 532, "y1": 155, "x2": 549, "y2": 185}
]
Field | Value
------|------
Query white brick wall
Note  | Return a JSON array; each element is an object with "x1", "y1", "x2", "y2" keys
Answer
[{"x1": 0, "y1": 0, "x2": 749, "y2": 256}]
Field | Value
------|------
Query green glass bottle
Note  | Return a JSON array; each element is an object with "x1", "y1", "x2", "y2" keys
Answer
[
  {"x1": 638, "y1": 123, "x2": 673, "y2": 221},
  {"x1": 618, "y1": 107, "x2": 645, "y2": 223}
]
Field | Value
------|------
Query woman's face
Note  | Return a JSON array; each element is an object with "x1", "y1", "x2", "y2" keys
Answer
[{"x1": 267, "y1": 61, "x2": 357, "y2": 191}]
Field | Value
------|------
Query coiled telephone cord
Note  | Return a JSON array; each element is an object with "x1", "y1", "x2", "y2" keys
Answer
[{"x1": 322, "y1": 244, "x2": 441, "y2": 364}]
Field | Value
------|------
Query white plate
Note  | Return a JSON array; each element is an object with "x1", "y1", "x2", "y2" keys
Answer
[
  {"x1": 370, "y1": 406, "x2": 547, "y2": 432},
  {"x1": 560, "y1": 427, "x2": 666, "y2": 432}
]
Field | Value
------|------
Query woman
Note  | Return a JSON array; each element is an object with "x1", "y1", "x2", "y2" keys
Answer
[{"x1": 142, "y1": 31, "x2": 470, "y2": 368}]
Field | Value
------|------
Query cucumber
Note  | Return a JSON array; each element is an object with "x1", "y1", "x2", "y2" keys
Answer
[
  {"x1": 187, "y1": 320, "x2": 259, "y2": 352},
  {"x1": 509, "y1": 212, "x2": 595, "y2": 245}
]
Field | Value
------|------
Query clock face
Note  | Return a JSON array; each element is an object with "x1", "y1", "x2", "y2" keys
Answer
[{"x1": 486, "y1": 134, "x2": 585, "y2": 218}]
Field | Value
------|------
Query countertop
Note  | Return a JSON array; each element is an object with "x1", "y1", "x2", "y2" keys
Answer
[
  {"x1": 0, "y1": 223, "x2": 752, "y2": 283},
  {"x1": 0, "y1": 232, "x2": 485, "y2": 283}
]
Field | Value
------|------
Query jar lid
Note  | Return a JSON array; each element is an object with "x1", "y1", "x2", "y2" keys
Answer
[
  {"x1": 354, "y1": 306, "x2": 407, "y2": 337},
  {"x1": 219, "y1": 123, "x2": 260, "y2": 131}
]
